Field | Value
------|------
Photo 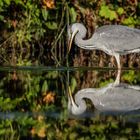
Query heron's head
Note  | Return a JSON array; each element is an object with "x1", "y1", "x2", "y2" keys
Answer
[
  {"x1": 68, "y1": 23, "x2": 87, "y2": 52},
  {"x1": 68, "y1": 87, "x2": 87, "y2": 115}
]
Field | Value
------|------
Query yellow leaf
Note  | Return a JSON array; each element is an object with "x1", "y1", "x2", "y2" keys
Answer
[
  {"x1": 37, "y1": 127, "x2": 46, "y2": 138},
  {"x1": 38, "y1": 115, "x2": 44, "y2": 122}
]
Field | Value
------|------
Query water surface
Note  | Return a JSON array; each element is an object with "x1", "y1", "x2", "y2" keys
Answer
[{"x1": 0, "y1": 66, "x2": 140, "y2": 139}]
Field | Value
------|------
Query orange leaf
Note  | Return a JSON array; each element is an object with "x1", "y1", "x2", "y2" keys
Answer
[
  {"x1": 43, "y1": 91, "x2": 55, "y2": 104},
  {"x1": 30, "y1": 127, "x2": 35, "y2": 136},
  {"x1": 11, "y1": 20, "x2": 17, "y2": 28},
  {"x1": 12, "y1": 71, "x2": 18, "y2": 80},
  {"x1": 42, "y1": 0, "x2": 55, "y2": 9}
]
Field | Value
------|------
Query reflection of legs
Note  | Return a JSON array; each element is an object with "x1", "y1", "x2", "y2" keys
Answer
[{"x1": 114, "y1": 54, "x2": 121, "y2": 86}]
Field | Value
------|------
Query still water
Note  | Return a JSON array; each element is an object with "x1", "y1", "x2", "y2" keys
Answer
[{"x1": 0, "y1": 66, "x2": 140, "y2": 139}]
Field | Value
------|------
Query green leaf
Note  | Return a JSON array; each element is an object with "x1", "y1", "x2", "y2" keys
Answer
[
  {"x1": 5, "y1": 97, "x2": 11, "y2": 103},
  {"x1": 69, "y1": 7, "x2": 77, "y2": 22},
  {"x1": 0, "y1": 15, "x2": 4, "y2": 21},
  {"x1": 3, "y1": 0, "x2": 11, "y2": 5},
  {"x1": 42, "y1": 9, "x2": 48, "y2": 21},
  {"x1": 99, "y1": 79, "x2": 114, "y2": 87},
  {"x1": 99, "y1": 5, "x2": 110, "y2": 18},
  {"x1": 125, "y1": 128, "x2": 132, "y2": 134},
  {"x1": 109, "y1": 11, "x2": 117, "y2": 20},
  {"x1": 70, "y1": 77, "x2": 77, "y2": 93},
  {"x1": 46, "y1": 22, "x2": 58, "y2": 30},
  {"x1": 122, "y1": 17, "x2": 136, "y2": 26},
  {"x1": 35, "y1": 84, "x2": 40, "y2": 92},
  {"x1": 122, "y1": 70, "x2": 136, "y2": 83},
  {"x1": 14, "y1": 0, "x2": 22, "y2": 4},
  {"x1": 99, "y1": 5, "x2": 117, "y2": 20},
  {"x1": 0, "y1": 129, "x2": 6, "y2": 135},
  {"x1": 0, "y1": 1, "x2": 3, "y2": 7},
  {"x1": 110, "y1": 121, "x2": 118, "y2": 129},
  {"x1": 69, "y1": 132, "x2": 78, "y2": 139},
  {"x1": 117, "y1": 7, "x2": 124, "y2": 15},
  {"x1": 46, "y1": 71, "x2": 58, "y2": 79},
  {"x1": 42, "y1": 80, "x2": 48, "y2": 93}
]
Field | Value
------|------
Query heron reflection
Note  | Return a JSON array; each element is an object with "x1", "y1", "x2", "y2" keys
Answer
[
  {"x1": 68, "y1": 23, "x2": 140, "y2": 85},
  {"x1": 68, "y1": 83, "x2": 140, "y2": 115}
]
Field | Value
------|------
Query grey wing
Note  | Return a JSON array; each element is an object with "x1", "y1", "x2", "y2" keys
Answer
[
  {"x1": 95, "y1": 87, "x2": 140, "y2": 111},
  {"x1": 94, "y1": 25, "x2": 140, "y2": 53}
]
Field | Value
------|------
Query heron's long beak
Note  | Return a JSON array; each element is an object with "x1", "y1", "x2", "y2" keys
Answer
[
  {"x1": 68, "y1": 87, "x2": 75, "y2": 105},
  {"x1": 68, "y1": 30, "x2": 78, "y2": 52}
]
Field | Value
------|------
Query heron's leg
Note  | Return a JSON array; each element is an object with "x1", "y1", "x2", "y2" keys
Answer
[{"x1": 114, "y1": 54, "x2": 121, "y2": 86}]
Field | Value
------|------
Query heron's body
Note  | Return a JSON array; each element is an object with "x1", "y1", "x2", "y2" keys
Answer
[
  {"x1": 70, "y1": 24, "x2": 140, "y2": 55},
  {"x1": 96, "y1": 25, "x2": 140, "y2": 54},
  {"x1": 68, "y1": 83, "x2": 140, "y2": 115},
  {"x1": 68, "y1": 23, "x2": 140, "y2": 85},
  {"x1": 90, "y1": 83, "x2": 140, "y2": 111}
]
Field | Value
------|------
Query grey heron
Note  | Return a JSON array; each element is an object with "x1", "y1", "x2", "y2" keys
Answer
[
  {"x1": 68, "y1": 83, "x2": 140, "y2": 115},
  {"x1": 68, "y1": 23, "x2": 140, "y2": 85}
]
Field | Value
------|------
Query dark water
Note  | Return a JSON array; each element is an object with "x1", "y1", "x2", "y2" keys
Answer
[{"x1": 0, "y1": 66, "x2": 140, "y2": 139}]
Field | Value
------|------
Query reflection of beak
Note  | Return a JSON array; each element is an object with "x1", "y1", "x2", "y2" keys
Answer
[
  {"x1": 68, "y1": 30, "x2": 78, "y2": 52},
  {"x1": 68, "y1": 86, "x2": 75, "y2": 105}
]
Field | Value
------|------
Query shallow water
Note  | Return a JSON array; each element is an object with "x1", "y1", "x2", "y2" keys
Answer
[{"x1": 0, "y1": 66, "x2": 140, "y2": 139}]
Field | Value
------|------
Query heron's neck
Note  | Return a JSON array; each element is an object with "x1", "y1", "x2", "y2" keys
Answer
[
  {"x1": 75, "y1": 86, "x2": 112, "y2": 106},
  {"x1": 74, "y1": 34, "x2": 100, "y2": 50}
]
